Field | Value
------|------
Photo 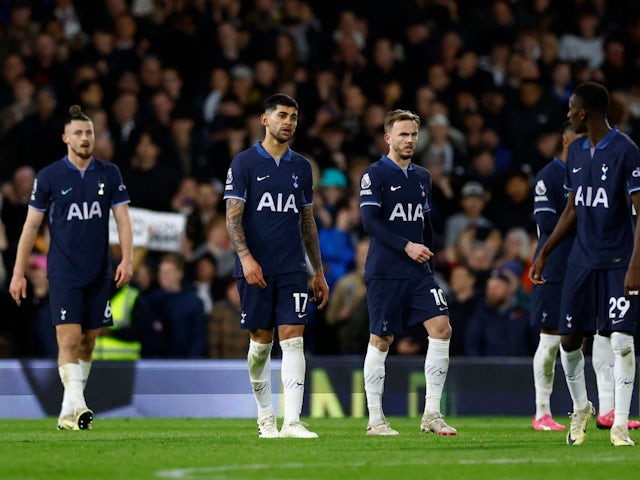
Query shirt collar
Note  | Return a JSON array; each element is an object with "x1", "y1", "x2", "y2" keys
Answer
[
  {"x1": 381, "y1": 155, "x2": 414, "y2": 170},
  {"x1": 552, "y1": 157, "x2": 566, "y2": 170},
  {"x1": 63, "y1": 156, "x2": 96, "y2": 171},
  {"x1": 255, "y1": 141, "x2": 292, "y2": 161},
  {"x1": 579, "y1": 127, "x2": 618, "y2": 150}
]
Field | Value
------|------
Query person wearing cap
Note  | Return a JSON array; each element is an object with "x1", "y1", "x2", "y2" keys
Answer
[
  {"x1": 359, "y1": 109, "x2": 456, "y2": 436},
  {"x1": 421, "y1": 113, "x2": 466, "y2": 177},
  {"x1": 444, "y1": 180, "x2": 495, "y2": 252},
  {"x1": 529, "y1": 82, "x2": 640, "y2": 446},
  {"x1": 224, "y1": 93, "x2": 329, "y2": 439}
]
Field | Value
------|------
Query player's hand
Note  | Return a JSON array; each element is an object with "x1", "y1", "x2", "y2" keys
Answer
[
  {"x1": 624, "y1": 265, "x2": 640, "y2": 299},
  {"x1": 404, "y1": 241, "x2": 433, "y2": 264},
  {"x1": 241, "y1": 254, "x2": 267, "y2": 288},
  {"x1": 114, "y1": 260, "x2": 133, "y2": 288},
  {"x1": 311, "y1": 272, "x2": 330, "y2": 310},
  {"x1": 9, "y1": 275, "x2": 27, "y2": 306},
  {"x1": 528, "y1": 256, "x2": 547, "y2": 285}
]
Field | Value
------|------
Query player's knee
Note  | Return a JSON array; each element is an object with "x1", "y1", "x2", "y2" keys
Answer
[
  {"x1": 610, "y1": 332, "x2": 634, "y2": 357},
  {"x1": 426, "y1": 321, "x2": 451, "y2": 340}
]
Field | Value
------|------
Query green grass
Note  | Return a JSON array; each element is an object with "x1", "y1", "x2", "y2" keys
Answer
[{"x1": 2, "y1": 417, "x2": 640, "y2": 480}]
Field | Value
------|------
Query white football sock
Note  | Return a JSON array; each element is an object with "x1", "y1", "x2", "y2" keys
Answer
[
  {"x1": 280, "y1": 336, "x2": 306, "y2": 425},
  {"x1": 591, "y1": 333, "x2": 614, "y2": 414},
  {"x1": 424, "y1": 337, "x2": 450, "y2": 414},
  {"x1": 247, "y1": 339, "x2": 274, "y2": 418},
  {"x1": 560, "y1": 346, "x2": 588, "y2": 412},
  {"x1": 79, "y1": 359, "x2": 92, "y2": 391},
  {"x1": 533, "y1": 333, "x2": 560, "y2": 419},
  {"x1": 611, "y1": 332, "x2": 635, "y2": 428},
  {"x1": 58, "y1": 363, "x2": 87, "y2": 415},
  {"x1": 364, "y1": 343, "x2": 388, "y2": 423}
]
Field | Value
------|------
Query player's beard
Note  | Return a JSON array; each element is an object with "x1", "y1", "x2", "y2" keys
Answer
[
  {"x1": 269, "y1": 125, "x2": 293, "y2": 144},
  {"x1": 392, "y1": 144, "x2": 414, "y2": 161},
  {"x1": 72, "y1": 145, "x2": 93, "y2": 160}
]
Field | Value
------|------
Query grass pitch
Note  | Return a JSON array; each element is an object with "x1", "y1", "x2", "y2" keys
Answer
[{"x1": 2, "y1": 417, "x2": 640, "y2": 480}]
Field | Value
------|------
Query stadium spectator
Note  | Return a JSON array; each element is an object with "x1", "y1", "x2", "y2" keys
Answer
[
  {"x1": 145, "y1": 253, "x2": 207, "y2": 358},
  {"x1": 208, "y1": 278, "x2": 248, "y2": 359},
  {"x1": 444, "y1": 181, "x2": 493, "y2": 250},
  {"x1": 446, "y1": 264, "x2": 479, "y2": 357},
  {"x1": 464, "y1": 268, "x2": 536, "y2": 356},
  {"x1": 325, "y1": 237, "x2": 369, "y2": 355},
  {"x1": 121, "y1": 129, "x2": 181, "y2": 212},
  {"x1": 184, "y1": 180, "x2": 224, "y2": 253},
  {"x1": 1, "y1": 166, "x2": 35, "y2": 275},
  {"x1": 93, "y1": 282, "x2": 153, "y2": 361},
  {"x1": 191, "y1": 216, "x2": 235, "y2": 280}
]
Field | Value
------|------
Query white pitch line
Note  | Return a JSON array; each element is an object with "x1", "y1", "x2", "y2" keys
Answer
[{"x1": 155, "y1": 457, "x2": 623, "y2": 479}]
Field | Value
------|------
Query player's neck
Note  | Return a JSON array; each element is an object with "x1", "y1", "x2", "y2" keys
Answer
[
  {"x1": 387, "y1": 153, "x2": 411, "y2": 170},
  {"x1": 261, "y1": 137, "x2": 289, "y2": 160},
  {"x1": 587, "y1": 121, "x2": 611, "y2": 147},
  {"x1": 68, "y1": 154, "x2": 92, "y2": 171}
]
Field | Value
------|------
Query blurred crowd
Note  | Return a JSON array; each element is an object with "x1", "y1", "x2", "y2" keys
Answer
[{"x1": 2, "y1": 0, "x2": 640, "y2": 359}]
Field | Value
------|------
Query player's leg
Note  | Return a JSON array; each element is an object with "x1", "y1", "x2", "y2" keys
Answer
[
  {"x1": 56, "y1": 323, "x2": 93, "y2": 430},
  {"x1": 363, "y1": 279, "x2": 400, "y2": 435},
  {"x1": 414, "y1": 279, "x2": 456, "y2": 435},
  {"x1": 237, "y1": 278, "x2": 278, "y2": 438},
  {"x1": 50, "y1": 283, "x2": 93, "y2": 430},
  {"x1": 276, "y1": 273, "x2": 317, "y2": 438},
  {"x1": 530, "y1": 283, "x2": 565, "y2": 430},
  {"x1": 610, "y1": 332, "x2": 635, "y2": 446},
  {"x1": 592, "y1": 333, "x2": 615, "y2": 428},
  {"x1": 600, "y1": 268, "x2": 639, "y2": 445},
  {"x1": 532, "y1": 332, "x2": 563, "y2": 430},
  {"x1": 559, "y1": 265, "x2": 596, "y2": 445},
  {"x1": 421, "y1": 319, "x2": 456, "y2": 435}
]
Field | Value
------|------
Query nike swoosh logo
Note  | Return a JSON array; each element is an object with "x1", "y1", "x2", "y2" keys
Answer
[
  {"x1": 572, "y1": 167, "x2": 582, "y2": 173},
  {"x1": 612, "y1": 319, "x2": 625, "y2": 325},
  {"x1": 257, "y1": 175, "x2": 270, "y2": 181},
  {"x1": 390, "y1": 186, "x2": 402, "y2": 191},
  {"x1": 61, "y1": 188, "x2": 72, "y2": 195},
  {"x1": 297, "y1": 313, "x2": 307, "y2": 318}
]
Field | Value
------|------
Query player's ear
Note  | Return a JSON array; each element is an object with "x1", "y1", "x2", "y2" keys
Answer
[{"x1": 261, "y1": 113, "x2": 268, "y2": 126}]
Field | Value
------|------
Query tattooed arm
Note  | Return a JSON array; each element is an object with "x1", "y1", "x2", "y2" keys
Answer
[
  {"x1": 300, "y1": 205, "x2": 329, "y2": 308},
  {"x1": 226, "y1": 198, "x2": 266, "y2": 288}
]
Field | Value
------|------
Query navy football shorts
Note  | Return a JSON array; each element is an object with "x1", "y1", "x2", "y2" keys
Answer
[
  {"x1": 49, "y1": 273, "x2": 113, "y2": 329},
  {"x1": 559, "y1": 264, "x2": 638, "y2": 335},
  {"x1": 236, "y1": 271, "x2": 310, "y2": 330},
  {"x1": 530, "y1": 282, "x2": 563, "y2": 330},
  {"x1": 366, "y1": 273, "x2": 448, "y2": 337}
]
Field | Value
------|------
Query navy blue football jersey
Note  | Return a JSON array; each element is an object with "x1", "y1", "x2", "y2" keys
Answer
[
  {"x1": 224, "y1": 141, "x2": 313, "y2": 277},
  {"x1": 564, "y1": 128, "x2": 640, "y2": 268},
  {"x1": 29, "y1": 157, "x2": 130, "y2": 285},
  {"x1": 533, "y1": 157, "x2": 573, "y2": 282},
  {"x1": 360, "y1": 156, "x2": 432, "y2": 279}
]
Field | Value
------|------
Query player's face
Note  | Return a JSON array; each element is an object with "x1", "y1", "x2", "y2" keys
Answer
[
  {"x1": 63, "y1": 119, "x2": 95, "y2": 160},
  {"x1": 263, "y1": 105, "x2": 298, "y2": 144},
  {"x1": 385, "y1": 119, "x2": 418, "y2": 161},
  {"x1": 567, "y1": 94, "x2": 587, "y2": 134}
]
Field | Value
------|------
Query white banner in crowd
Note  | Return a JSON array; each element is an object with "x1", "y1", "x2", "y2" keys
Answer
[{"x1": 109, "y1": 207, "x2": 186, "y2": 252}]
